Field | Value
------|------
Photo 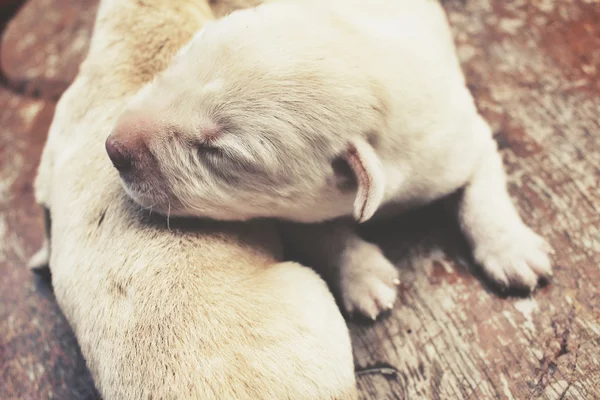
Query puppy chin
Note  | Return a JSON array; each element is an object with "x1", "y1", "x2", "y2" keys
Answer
[{"x1": 121, "y1": 182, "x2": 158, "y2": 209}]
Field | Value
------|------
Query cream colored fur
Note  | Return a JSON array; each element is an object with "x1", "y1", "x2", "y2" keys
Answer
[
  {"x1": 30, "y1": 0, "x2": 357, "y2": 398},
  {"x1": 109, "y1": 0, "x2": 553, "y2": 319}
]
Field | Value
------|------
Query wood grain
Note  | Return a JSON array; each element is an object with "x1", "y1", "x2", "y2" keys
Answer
[
  {"x1": 0, "y1": 0, "x2": 97, "y2": 99},
  {"x1": 0, "y1": 1, "x2": 101, "y2": 398},
  {"x1": 0, "y1": 0, "x2": 598, "y2": 399},
  {"x1": 0, "y1": 87, "x2": 100, "y2": 399}
]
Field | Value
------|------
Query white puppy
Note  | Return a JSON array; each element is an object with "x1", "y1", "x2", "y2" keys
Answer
[
  {"x1": 31, "y1": 0, "x2": 357, "y2": 398},
  {"x1": 106, "y1": 0, "x2": 553, "y2": 319}
]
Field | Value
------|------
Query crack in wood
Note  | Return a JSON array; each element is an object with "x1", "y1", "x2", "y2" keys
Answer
[
  {"x1": 355, "y1": 362, "x2": 400, "y2": 380},
  {"x1": 530, "y1": 308, "x2": 576, "y2": 397}
]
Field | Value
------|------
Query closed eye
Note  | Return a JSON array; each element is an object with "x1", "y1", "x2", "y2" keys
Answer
[{"x1": 195, "y1": 140, "x2": 261, "y2": 175}]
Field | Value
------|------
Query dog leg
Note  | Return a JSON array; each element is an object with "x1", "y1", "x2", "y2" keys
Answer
[
  {"x1": 282, "y1": 220, "x2": 399, "y2": 320},
  {"x1": 458, "y1": 116, "x2": 553, "y2": 291},
  {"x1": 28, "y1": 207, "x2": 51, "y2": 272}
]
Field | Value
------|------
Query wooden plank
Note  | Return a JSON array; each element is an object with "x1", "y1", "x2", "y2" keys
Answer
[
  {"x1": 0, "y1": 0, "x2": 98, "y2": 99},
  {"x1": 0, "y1": 0, "x2": 100, "y2": 397},
  {"x1": 0, "y1": 87, "x2": 100, "y2": 399}
]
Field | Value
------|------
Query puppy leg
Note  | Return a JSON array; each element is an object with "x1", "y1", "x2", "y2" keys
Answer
[
  {"x1": 31, "y1": 137, "x2": 55, "y2": 273},
  {"x1": 338, "y1": 234, "x2": 400, "y2": 320},
  {"x1": 282, "y1": 220, "x2": 399, "y2": 320},
  {"x1": 28, "y1": 207, "x2": 51, "y2": 272},
  {"x1": 458, "y1": 116, "x2": 553, "y2": 291}
]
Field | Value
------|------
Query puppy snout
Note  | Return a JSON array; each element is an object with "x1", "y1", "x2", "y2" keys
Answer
[
  {"x1": 106, "y1": 137, "x2": 133, "y2": 172},
  {"x1": 106, "y1": 114, "x2": 153, "y2": 174}
]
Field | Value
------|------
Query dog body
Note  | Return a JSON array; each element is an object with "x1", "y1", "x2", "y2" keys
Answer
[
  {"x1": 107, "y1": 0, "x2": 553, "y2": 319},
  {"x1": 31, "y1": 0, "x2": 357, "y2": 398}
]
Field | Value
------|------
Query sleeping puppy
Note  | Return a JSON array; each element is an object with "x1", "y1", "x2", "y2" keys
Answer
[
  {"x1": 106, "y1": 0, "x2": 553, "y2": 319},
  {"x1": 30, "y1": 0, "x2": 357, "y2": 398}
]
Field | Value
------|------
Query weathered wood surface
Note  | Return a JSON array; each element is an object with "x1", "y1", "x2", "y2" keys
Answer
[
  {"x1": 0, "y1": 1, "x2": 101, "y2": 399},
  {"x1": 0, "y1": 0, "x2": 98, "y2": 99},
  {"x1": 0, "y1": 0, "x2": 598, "y2": 399}
]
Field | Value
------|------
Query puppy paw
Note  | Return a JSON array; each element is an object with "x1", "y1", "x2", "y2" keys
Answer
[
  {"x1": 475, "y1": 225, "x2": 553, "y2": 292},
  {"x1": 339, "y1": 244, "x2": 400, "y2": 320},
  {"x1": 28, "y1": 240, "x2": 50, "y2": 272}
]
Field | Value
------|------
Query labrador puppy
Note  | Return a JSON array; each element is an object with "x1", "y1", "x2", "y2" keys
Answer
[
  {"x1": 106, "y1": 0, "x2": 553, "y2": 319},
  {"x1": 30, "y1": 0, "x2": 357, "y2": 398}
]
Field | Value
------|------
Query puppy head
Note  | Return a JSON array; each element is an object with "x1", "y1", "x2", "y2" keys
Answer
[{"x1": 106, "y1": 6, "x2": 388, "y2": 223}]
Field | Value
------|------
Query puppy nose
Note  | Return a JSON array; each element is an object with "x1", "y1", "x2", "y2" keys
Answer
[{"x1": 105, "y1": 138, "x2": 133, "y2": 172}]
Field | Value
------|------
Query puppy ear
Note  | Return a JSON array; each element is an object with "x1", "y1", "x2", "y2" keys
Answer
[{"x1": 343, "y1": 138, "x2": 385, "y2": 223}]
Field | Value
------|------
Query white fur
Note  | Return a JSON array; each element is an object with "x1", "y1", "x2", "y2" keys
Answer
[
  {"x1": 31, "y1": 0, "x2": 357, "y2": 398},
  {"x1": 109, "y1": 0, "x2": 553, "y2": 319}
]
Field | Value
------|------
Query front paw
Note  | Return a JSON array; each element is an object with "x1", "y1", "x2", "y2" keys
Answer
[
  {"x1": 474, "y1": 225, "x2": 553, "y2": 292},
  {"x1": 28, "y1": 240, "x2": 50, "y2": 272},
  {"x1": 339, "y1": 243, "x2": 400, "y2": 320}
]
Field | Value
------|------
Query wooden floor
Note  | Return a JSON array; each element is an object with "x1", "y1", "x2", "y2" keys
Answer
[{"x1": 1, "y1": 0, "x2": 598, "y2": 399}]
